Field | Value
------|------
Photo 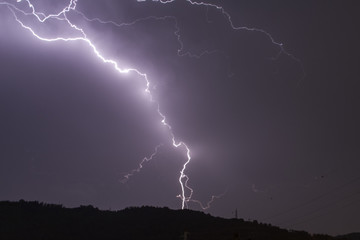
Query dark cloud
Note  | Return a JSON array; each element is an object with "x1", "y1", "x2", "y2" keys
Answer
[{"x1": 0, "y1": 0, "x2": 359, "y2": 236}]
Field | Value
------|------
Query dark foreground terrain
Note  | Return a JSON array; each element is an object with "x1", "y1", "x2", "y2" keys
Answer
[{"x1": 0, "y1": 200, "x2": 355, "y2": 240}]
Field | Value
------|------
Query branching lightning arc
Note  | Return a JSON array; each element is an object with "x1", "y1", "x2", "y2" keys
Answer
[{"x1": 0, "y1": 0, "x2": 303, "y2": 210}]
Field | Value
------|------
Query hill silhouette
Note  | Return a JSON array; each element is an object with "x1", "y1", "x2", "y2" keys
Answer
[
  {"x1": 0, "y1": 200, "x2": 350, "y2": 240},
  {"x1": 337, "y1": 233, "x2": 360, "y2": 240}
]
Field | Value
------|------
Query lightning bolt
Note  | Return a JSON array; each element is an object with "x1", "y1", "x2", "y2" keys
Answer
[
  {"x1": 121, "y1": 144, "x2": 163, "y2": 184},
  {"x1": 74, "y1": 7, "x2": 222, "y2": 59},
  {"x1": 71, "y1": 9, "x2": 223, "y2": 207},
  {"x1": 1, "y1": 0, "x2": 304, "y2": 211},
  {"x1": 187, "y1": 189, "x2": 228, "y2": 210},
  {"x1": 149, "y1": 0, "x2": 305, "y2": 72},
  {"x1": 0, "y1": 0, "x2": 204, "y2": 210}
]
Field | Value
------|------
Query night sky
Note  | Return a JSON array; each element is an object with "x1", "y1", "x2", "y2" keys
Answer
[{"x1": 1, "y1": 0, "x2": 359, "y2": 236}]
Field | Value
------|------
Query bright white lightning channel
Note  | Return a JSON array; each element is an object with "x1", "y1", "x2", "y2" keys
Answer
[
  {"x1": 1, "y1": 0, "x2": 303, "y2": 210},
  {"x1": 0, "y1": 0, "x2": 205, "y2": 210}
]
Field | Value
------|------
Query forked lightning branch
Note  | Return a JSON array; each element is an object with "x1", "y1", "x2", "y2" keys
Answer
[{"x1": 0, "y1": 0, "x2": 301, "y2": 211}]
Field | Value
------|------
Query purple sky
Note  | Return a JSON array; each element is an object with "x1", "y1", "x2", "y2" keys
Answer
[{"x1": 0, "y1": 0, "x2": 359, "y2": 236}]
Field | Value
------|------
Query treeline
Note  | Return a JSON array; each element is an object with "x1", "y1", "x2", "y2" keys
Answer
[{"x1": 0, "y1": 200, "x2": 346, "y2": 240}]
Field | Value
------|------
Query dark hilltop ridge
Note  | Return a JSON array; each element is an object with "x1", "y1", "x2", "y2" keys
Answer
[
  {"x1": 336, "y1": 233, "x2": 360, "y2": 240},
  {"x1": 0, "y1": 200, "x2": 353, "y2": 240}
]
